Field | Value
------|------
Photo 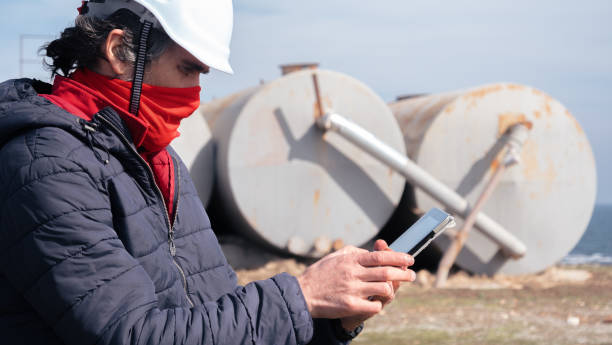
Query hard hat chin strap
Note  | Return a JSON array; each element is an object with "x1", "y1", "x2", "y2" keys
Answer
[{"x1": 129, "y1": 20, "x2": 153, "y2": 115}]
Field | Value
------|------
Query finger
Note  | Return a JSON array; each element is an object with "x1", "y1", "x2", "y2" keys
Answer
[
  {"x1": 358, "y1": 251, "x2": 414, "y2": 268},
  {"x1": 358, "y1": 281, "x2": 395, "y2": 300},
  {"x1": 364, "y1": 282, "x2": 395, "y2": 306},
  {"x1": 344, "y1": 296, "x2": 383, "y2": 316},
  {"x1": 381, "y1": 281, "x2": 400, "y2": 307},
  {"x1": 368, "y1": 294, "x2": 393, "y2": 306},
  {"x1": 359, "y1": 266, "x2": 416, "y2": 282},
  {"x1": 373, "y1": 239, "x2": 390, "y2": 252}
]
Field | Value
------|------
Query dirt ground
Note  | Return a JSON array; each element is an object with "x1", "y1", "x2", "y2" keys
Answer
[
  {"x1": 227, "y1": 241, "x2": 612, "y2": 345},
  {"x1": 352, "y1": 265, "x2": 612, "y2": 345}
]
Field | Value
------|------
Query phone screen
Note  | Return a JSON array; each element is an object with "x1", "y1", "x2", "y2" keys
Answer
[{"x1": 389, "y1": 208, "x2": 448, "y2": 254}]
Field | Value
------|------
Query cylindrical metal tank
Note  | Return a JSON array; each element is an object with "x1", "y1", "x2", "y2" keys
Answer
[
  {"x1": 172, "y1": 108, "x2": 214, "y2": 206},
  {"x1": 203, "y1": 69, "x2": 407, "y2": 257},
  {"x1": 389, "y1": 83, "x2": 597, "y2": 275}
]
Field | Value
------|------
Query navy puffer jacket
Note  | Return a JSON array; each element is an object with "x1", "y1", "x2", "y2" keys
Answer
[{"x1": 0, "y1": 79, "x2": 350, "y2": 345}]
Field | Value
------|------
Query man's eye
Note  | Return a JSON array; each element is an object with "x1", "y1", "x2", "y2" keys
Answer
[{"x1": 179, "y1": 66, "x2": 195, "y2": 75}]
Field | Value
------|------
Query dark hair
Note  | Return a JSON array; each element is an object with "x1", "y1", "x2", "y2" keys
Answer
[{"x1": 42, "y1": 9, "x2": 171, "y2": 77}]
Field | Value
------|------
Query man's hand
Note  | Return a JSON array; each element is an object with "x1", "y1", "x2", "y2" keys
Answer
[
  {"x1": 297, "y1": 240, "x2": 415, "y2": 328},
  {"x1": 338, "y1": 240, "x2": 409, "y2": 330}
]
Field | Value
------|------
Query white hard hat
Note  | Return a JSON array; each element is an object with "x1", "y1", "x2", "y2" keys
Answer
[{"x1": 82, "y1": 0, "x2": 234, "y2": 74}]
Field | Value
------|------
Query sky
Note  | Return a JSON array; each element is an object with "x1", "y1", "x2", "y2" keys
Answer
[{"x1": 1, "y1": 0, "x2": 610, "y2": 203}]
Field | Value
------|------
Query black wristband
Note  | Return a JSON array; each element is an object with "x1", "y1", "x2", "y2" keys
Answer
[{"x1": 331, "y1": 319, "x2": 364, "y2": 341}]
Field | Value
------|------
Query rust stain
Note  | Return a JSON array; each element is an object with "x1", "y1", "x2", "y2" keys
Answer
[
  {"x1": 332, "y1": 239, "x2": 345, "y2": 252},
  {"x1": 521, "y1": 140, "x2": 539, "y2": 180},
  {"x1": 312, "y1": 73, "x2": 324, "y2": 120},
  {"x1": 282, "y1": 63, "x2": 318, "y2": 75},
  {"x1": 521, "y1": 141, "x2": 558, "y2": 194},
  {"x1": 313, "y1": 96, "x2": 333, "y2": 119},
  {"x1": 498, "y1": 112, "x2": 530, "y2": 136},
  {"x1": 467, "y1": 84, "x2": 504, "y2": 100},
  {"x1": 531, "y1": 89, "x2": 556, "y2": 119},
  {"x1": 574, "y1": 120, "x2": 585, "y2": 134},
  {"x1": 565, "y1": 110, "x2": 584, "y2": 134},
  {"x1": 314, "y1": 190, "x2": 321, "y2": 206},
  {"x1": 444, "y1": 104, "x2": 455, "y2": 114},
  {"x1": 529, "y1": 192, "x2": 537, "y2": 200},
  {"x1": 490, "y1": 158, "x2": 501, "y2": 171},
  {"x1": 506, "y1": 84, "x2": 525, "y2": 91},
  {"x1": 544, "y1": 102, "x2": 552, "y2": 116},
  {"x1": 313, "y1": 101, "x2": 323, "y2": 119},
  {"x1": 543, "y1": 160, "x2": 558, "y2": 193},
  {"x1": 534, "y1": 110, "x2": 542, "y2": 119},
  {"x1": 464, "y1": 84, "x2": 503, "y2": 110}
]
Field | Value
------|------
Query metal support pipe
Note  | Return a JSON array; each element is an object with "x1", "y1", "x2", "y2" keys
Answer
[
  {"x1": 316, "y1": 112, "x2": 528, "y2": 258},
  {"x1": 435, "y1": 123, "x2": 529, "y2": 286}
]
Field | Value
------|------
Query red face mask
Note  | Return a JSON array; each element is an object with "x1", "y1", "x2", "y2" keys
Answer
[{"x1": 71, "y1": 68, "x2": 201, "y2": 152}]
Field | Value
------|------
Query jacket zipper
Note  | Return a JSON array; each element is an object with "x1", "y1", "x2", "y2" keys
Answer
[
  {"x1": 97, "y1": 115, "x2": 195, "y2": 307},
  {"x1": 169, "y1": 159, "x2": 194, "y2": 307}
]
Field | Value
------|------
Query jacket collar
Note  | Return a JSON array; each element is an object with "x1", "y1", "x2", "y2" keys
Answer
[
  {"x1": 43, "y1": 74, "x2": 149, "y2": 148},
  {"x1": 0, "y1": 79, "x2": 139, "y2": 156}
]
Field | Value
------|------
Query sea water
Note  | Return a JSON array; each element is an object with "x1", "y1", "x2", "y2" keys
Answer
[{"x1": 561, "y1": 204, "x2": 612, "y2": 265}]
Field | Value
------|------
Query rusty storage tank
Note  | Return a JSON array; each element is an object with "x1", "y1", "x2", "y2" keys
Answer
[
  {"x1": 172, "y1": 108, "x2": 215, "y2": 206},
  {"x1": 388, "y1": 83, "x2": 597, "y2": 275},
  {"x1": 202, "y1": 68, "x2": 407, "y2": 257}
]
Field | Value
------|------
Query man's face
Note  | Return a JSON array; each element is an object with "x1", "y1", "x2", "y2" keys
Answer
[{"x1": 143, "y1": 43, "x2": 210, "y2": 88}]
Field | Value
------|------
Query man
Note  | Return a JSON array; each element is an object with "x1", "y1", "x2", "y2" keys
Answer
[{"x1": 0, "y1": 1, "x2": 416, "y2": 344}]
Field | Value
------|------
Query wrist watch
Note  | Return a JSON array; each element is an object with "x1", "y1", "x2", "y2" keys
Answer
[{"x1": 331, "y1": 319, "x2": 364, "y2": 341}]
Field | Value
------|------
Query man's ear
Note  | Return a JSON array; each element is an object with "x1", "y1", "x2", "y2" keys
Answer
[{"x1": 103, "y1": 29, "x2": 131, "y2": 77}]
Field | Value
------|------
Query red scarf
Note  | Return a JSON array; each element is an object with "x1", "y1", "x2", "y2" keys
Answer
[
  {"x1": 63, "y1": 68, "x2": 201, "y2": 152},
  {"x1": 41, "y1": 69, "x2": 201, "y2": 222}
]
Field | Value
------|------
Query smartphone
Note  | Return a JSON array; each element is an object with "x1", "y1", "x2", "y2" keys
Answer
[{"x1": 389, "y1": 207, "x2": 455, "y2": 257}]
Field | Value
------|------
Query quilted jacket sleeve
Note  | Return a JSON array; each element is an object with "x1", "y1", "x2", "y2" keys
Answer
[{"x1": 0, "y1": 153, "x2": 313, "y2": 345}]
